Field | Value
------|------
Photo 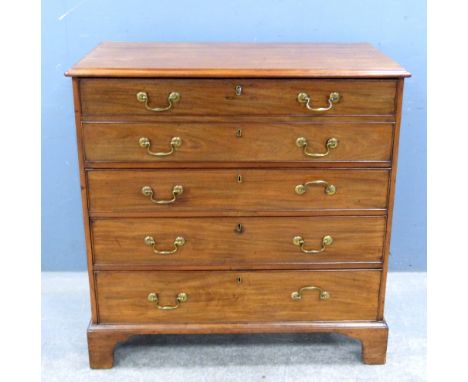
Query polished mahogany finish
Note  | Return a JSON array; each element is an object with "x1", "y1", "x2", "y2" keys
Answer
[
  {"x1": 67, "y1": 42, "x2": 409, "y2": 368},
  {"x1": 66, "y1": 42, "x2": 410, "y2": 78},
  {"x1": 79, "y1": 78, "x2": 397, "y2": 117},
  {"x1": 87, "y1": 169, "x2": 390, "y2": 214},
  {"x1": 83, "y1": 122, "x2": 394, "y2": 164},
  {"x1": 91, "y1": 216, "x2": 386, "y2": 268},
  {"x1": 96, "y1": 270, "x2": 381, "y2": 323}
]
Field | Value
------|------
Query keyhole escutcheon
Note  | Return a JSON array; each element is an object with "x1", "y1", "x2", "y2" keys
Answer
[{"x1": 235, "y1": 223, "x2": 244, "y2": 234}]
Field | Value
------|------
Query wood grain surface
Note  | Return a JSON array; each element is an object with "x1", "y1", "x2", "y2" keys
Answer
[
  {"x1": 83, "y1": 122, "x2": 394, "y2": 164},
  {"x1": 86, "y1": 169, "x2": 390, "y2": 215},
  {"x1": 80, "y1": 78, "x2": 397, "y2": 117},
  {"x1": 72, "y1": 79, "x2": 100, "y2": 323},
  {"x1": 66, "y1": 42, "x2": 410, "y2": 78},
  {"x1": 91, "y1": 216, "x2": 386, "y2": 267},
  {"x1": 96, "y1": 270, "x2": 381, "y2": 323}
]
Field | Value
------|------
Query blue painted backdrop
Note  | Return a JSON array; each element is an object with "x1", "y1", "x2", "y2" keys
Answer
[{"x1": 42, "y1": 0, "x2": 426, "y2": 271}]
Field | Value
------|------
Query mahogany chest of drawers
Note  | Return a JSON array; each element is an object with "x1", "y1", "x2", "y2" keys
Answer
[{"x1": 66, "y1": 42, "x2": 410, "y2": 368}]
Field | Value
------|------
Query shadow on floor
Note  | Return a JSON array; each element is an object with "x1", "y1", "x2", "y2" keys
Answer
[{"x1": 115, "y1": 332, "x2": 363, "y2": 368}]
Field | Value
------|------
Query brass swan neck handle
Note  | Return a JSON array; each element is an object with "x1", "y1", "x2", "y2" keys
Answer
[
  {"x1": 136, "y1": 91, "x2": 180, "y2": 112},
  {"x1": 297, "y1": 92, "x2": 340, "y2": 112},
  {"x1": 295, "y1": 180, "x2": 336, "y2": 196},
  {"x1": 144, "y1": 235, "x2": 186, "y2": 255},
  {"x1": 296, "y1": 137, "x2": 338, "y2": 158},
  {"x1": 139, "y1": 136, "x2": 182, "y2": 157},
  {"x1": 147, "y1": 292, "x2": 188, "y2": 310},
  {"x1": 291, "y1": 286, "x2": 330, "y2": 301},
  {"x1": 141, "y1": 185, "x2": 184, "y2": 204},
  {"x1": 293, "y1": 235, "x2": 333, "y2": 254}
]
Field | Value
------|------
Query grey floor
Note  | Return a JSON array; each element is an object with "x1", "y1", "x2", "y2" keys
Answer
[{"x1": 42, "y1": 272, "x2": 426, "y2": 382}]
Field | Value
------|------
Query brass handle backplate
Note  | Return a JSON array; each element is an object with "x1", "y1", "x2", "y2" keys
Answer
[
  {"x1": 296, "y1": 137, "x2": 338, "y2": 158},
  {"x1": 141, "y1": 185, "x2": 184, "y2": 204},
  {"x1": 147, "y1": 292, "x2": 188, "y2": 310},
  {"x1": 291, "y1": 286, "x2": 330, "y2": 301},
  {"x1": 136, "y1": 91, "x2": 180, "y2": 112},
  {"x1": 139, "y1": 137, "x2": 182, "y2": 157},
  {"x1": 293, "y1": 235, "x2": 333, "y2": 254},
  {"x1": 295, "y1": 180, "x2": 336, "y2": 196},
  {"x1": 144, "y1": 235, "x2": 186, "y2": 255},
  {"x1": 297, "y1": 92, "x2": 340, "y2": 112}
]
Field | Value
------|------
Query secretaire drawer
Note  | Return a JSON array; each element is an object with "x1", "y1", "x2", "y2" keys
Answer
[
  {"x1": 86, "y1": 169, "x2": 390, "y2": 215},
  {"x1": 96, "y1": 270, "x2": 381, "y2": 323},
  {"x1": 83, "y1": 122, "x2": 394, "y2": 165},
  {"x1": 79, "y1": 79, "x2": 397, "y2": 118},
  {"x1": 92, "y1": 216, "x2": 386, "y2": 267}
]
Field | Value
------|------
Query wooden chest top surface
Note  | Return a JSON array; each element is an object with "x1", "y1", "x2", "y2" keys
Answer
[{"x1": 66, "y1": 42, "x2": 410, "y2": 78}]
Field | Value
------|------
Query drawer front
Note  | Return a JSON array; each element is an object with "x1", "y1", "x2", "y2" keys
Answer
[
  {"x1": 83, "y1": 122, "x2": 393, "y2": 164},
  {"x1": 92, "y1": 216, "x2": 386, "y2": 266},
  {"x1": 87, "y1": 169, "x2": 389, "y2": 214},
  {"x1": 96, "y1": 270, "x2": 381, "y2": 323},
  {"x1": 80, "y1": 79, "x2": 397, "y2": 118}
]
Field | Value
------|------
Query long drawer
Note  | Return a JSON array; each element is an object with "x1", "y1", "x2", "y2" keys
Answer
[
  {"x1": 80, "y1": 78, "x2": 397, "y2": 118},
  {"x1": 87, "y1": 169, "x2": 389, "y2": 214},
  {"x1": 83, "y1": 122, "x2": 393, "y2": 164},
  {"x1": 91, "y1": 216, "x2": 386, "y2": 267},
  {"x1": 96, "y1": 270, "x2": 381, "y2": 323}
]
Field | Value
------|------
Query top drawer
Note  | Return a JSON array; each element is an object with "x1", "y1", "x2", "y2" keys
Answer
[{"x1": 79, "y1": 79, "x2": 397, "y2": 119}]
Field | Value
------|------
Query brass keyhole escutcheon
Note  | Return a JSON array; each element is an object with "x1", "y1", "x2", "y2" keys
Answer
[
  {"x1": 235, "y1": 85, "x2": 243, "y2": 96},
  {"x1": 235, "y1": 223, "x2": 244, "y2": 234},
  {"x1": 237, "y1": 174, "x2": 243, "y2": 183},
  {"x1": 236, "y1": 276, "x2": 243, "y2": 284},
  {"x1": 236, "y1": 129, "x2": 243, "y2": 137}
]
